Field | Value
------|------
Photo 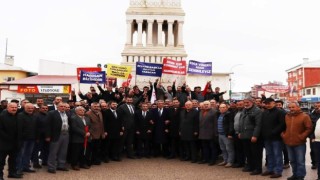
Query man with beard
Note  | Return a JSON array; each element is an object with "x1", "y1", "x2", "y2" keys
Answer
[{"x1": 0, "y1": 103, "x2": 23, "y2": 179}]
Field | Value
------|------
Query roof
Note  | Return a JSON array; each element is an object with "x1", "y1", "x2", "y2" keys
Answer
[
  {"x1": 286, "y1": 59, "x2": 320, "y2": 72},
  {"x1": 1, "y1": 75, "x2": 78, "y2": 85},
  {"x1": 0, "y1": 63, "x2": 30, "y2": 71}
]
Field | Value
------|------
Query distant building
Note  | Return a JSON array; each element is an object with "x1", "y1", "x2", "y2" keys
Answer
[
  {"x1": 286, "y1": 58, "x2": 320, "y2": 102},
  {"x1": 0, "y1": 56, "x2": 37, "y2": 83},
  {"x1": 250, "y1": 81, "x2": 288, "y2": 100}
]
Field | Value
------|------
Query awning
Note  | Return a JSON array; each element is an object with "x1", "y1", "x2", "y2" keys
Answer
[{"x1": 301, "y1": 97, "x2": 320, "y2": 103}]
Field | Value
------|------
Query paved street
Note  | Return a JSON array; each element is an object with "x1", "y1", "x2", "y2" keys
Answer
[{"x1": 3, "y1": 157, "x2": 317, "y2": 180}]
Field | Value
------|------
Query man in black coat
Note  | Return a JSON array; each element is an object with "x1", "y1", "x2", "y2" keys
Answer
[
  {"x1": 151, "y1": 100, "x2": 171, "y2": 157},
  {"x1": 102, "y1": 101, "x2": 124, "y2": 161},
  {"x1": 180, "y1": 101, "x2": 199, "y2": 163},
  {"x1": 0, "y1": 102, "x2": 23, "y2": 179},
  {"x1": 168, "y1": 99, "x2": 182, "y2": 159},
  {"x1": 96, "y1": 82, "x2": 115, "y2": 103},
  {"x1": 135, "y1": 102, "x2": 154, "y2": 158}
]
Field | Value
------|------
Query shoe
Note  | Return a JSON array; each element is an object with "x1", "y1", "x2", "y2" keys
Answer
[
  {"x1": 57, "y1": 167, "x2": 69, "y2": 171},
  {"x1": 312, "y1": 165, "x2": 317, "y2": 169},
  {"x1": 92, "y1": 161, "x2": 101, "y2": 165},
  {"x1": 250, "y1": 170, "x2": 262, "y2": 175},
  {"x1": 0, "y1": 177, "x2": 4, "y2": 180},
  {"x1": 127, "y1": 156, "x2": 136, "y2": 159},
  {"x1": 42, "y1": 163, "x2": 47, "y2": 166},
  {"x1": 242, "y1": 167, "x2": 253, "y2": 172},
  {"x1": 7, "y1": 173, "x2": 22, "y2": 178},
  {"x1": 261, "y1": 171, "x2": 274, "y2": 176},
  {"x1": 71, "y1": 166, "x2": 80, "y2": 171},
  {"x1": 283, "y1": 163, "x2": 290, "y2": 169},
  {"x1": 191, "y1": 160, "x2": 197, "y2": 163},
  {"x1": 111, "y1": 158, "x2": 121, "y2": 162},
  {"x1": 287, "y1": 175, "x2": 296, "y2": 180},
  {"x1": 103, "y1": 158, "x2": 110, "y2": 163},
  {"x1": 47, "y1": 169, "x2": 56, "y2": 174},
  {"x1": 295, "y1": 177, "x2": 304, "y2": 180},
  {"x1": 225, "y1": 163, "x2": 232, "y2": 168},
  {"x1": 270, "y1": 174, "x2": 282, "y2": 178},
  {"x1": 198, "y1": 160, "x2": 207, "y2": 164},
  {"x1": 208, "y1": 162, "x2": 215, "y2": 166},
  {"x1": 33, "y1": 163, "x2": 42, "y2": 169},
  {"x1": 218, "y1": 162, "x2": 227, "y2": 166},
  {"x1": 15, "y1": 170, "x2": 23, "y2": 176},
  {"x1": 80, "y1": 165, "x2": 90, "y2": 169},
  {"x1": 23, "y1": 168, "x2": 36, "y2": 173}
]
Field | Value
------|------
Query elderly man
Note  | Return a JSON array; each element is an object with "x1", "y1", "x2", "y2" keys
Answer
[
  {"x1": 16, "y1": 103, "x2": 37, "y2": 174},
  {"x1": 282, "y1": 102, "x2": 312, "y2": 180},
  {"x1": 0, "y1": 103, "x2": 23, "y2": 179},
  {"x1": 46, "y1": 102, "x2": 70, "y2": 173},
  {"x1": 86, "y1": 102, "x2": 105, "y2": 165},
  {"x1": 239, "y1": 97, "x2": 263, "y2": 175},
  {"x1": 180, "y1": 101, "x2": 199, "y2": 163},
  {"x1": 70, "y1": 106, "x2": 91, "y2": 170},
  {"x1": 198, "y1": 101, "x2": 218, "y2": 165}
]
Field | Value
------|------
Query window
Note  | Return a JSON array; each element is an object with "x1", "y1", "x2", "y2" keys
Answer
[
  {"x1": 3, "y1": 77, "x2": 15, "y2": 82},
  {"x1": 306, "y1": 89, "x2": 311, "y2": 95},
  {"x1": 313, "y1": 88, "x2": 316, "y2": 95}
]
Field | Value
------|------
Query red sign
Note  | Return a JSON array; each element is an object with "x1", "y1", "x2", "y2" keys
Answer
[
  {"x1": 77, "y1": 67, "x2": 102, "y2": 80},
  {"x1": 162, "y1": 58, "x2": 186, "y2": 75},
  {"x1": 261, "y1": 85, "x2": 289, "y2": 93},
  {"x1": 18, "y1": 85, "x2": 39, "y2": 93}
]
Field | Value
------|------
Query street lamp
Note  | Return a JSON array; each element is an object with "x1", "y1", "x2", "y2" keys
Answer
[{"x1": 229, "y1": 64, "x2": 243, "y2": 102}]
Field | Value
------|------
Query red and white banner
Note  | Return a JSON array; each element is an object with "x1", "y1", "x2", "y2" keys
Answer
[
  {"x1": 261, "y1": 85, "x2": 289, "y2": 93},
  {"x1": 162, "y1": 58, "x2": 186, "y2": 75},
  {"x1": 18, "y1": 85, "x2": 71, "y2": 94},
  {"x1": 76, "y1": 67, "x2": 102, "y2": 80}
]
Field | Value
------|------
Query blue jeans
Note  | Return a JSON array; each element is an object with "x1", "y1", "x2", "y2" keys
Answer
[
  {"x1": 286, "y1": 144, "x2": 306, "y2": 178},
  {"x1": 16, "y1": 140, "x2": 35, "y2": 171},
  {"x1": 218, "y1": 135, "x2": 234, "y2": 163},
  {"x1": 264, "y1": 140, "x2": 283, "y2": 174}
]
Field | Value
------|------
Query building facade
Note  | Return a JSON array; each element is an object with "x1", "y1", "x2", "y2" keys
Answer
[{"x1": 286, "y1": 58, "x2": 320, "y2": 102}]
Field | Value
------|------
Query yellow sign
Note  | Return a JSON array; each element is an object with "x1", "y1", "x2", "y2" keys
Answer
[{"x1": 106, "y1": 64, "x2": 132, "y2": 79}]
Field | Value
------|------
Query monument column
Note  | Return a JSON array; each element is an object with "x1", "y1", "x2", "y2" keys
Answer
[
  {"x1": 126, "y1": 20, "x2": 133, "y2": 45},
  {"x1": 167, "y1": 21, "x2": 174, "y2": 47},
  {"x1": 137, "y1": 20, "x2": 143, "y2": 46},
  {"x1": 147, "y1": 20, "x2": 153, "y2": 46},
  {"x1": 178, "y1": 21, "x2": 184, "y2": 47},
  {"x1": 157, "y1": 20, "x2": 163, "y2": 46}
]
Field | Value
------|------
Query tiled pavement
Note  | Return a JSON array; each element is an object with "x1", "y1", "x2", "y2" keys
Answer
[{"x1": 3, "y1": 157, "x2": 317, "y2": 180}]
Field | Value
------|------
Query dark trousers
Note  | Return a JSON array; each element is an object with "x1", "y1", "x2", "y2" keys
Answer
[
  {"x1": 234, "y1": 134, "x2": 245, "y2": 165},
  {"x1": 201, "y1": 140, "x2": 218, "y2": 163},
  {"x1": 169, "y1": 137, "x2": 181, "y2": 158},
  {"x1": 182, "y1": 140, "x2": 198, "y2": 161},
  {"x1": 0, "y1": 150, "x2": 17, "y2": 177},
  {"x1": 242, "y1": 139, "x2": 263, "y2": 172},
  {"x1": 108, "y1": 138, "x2": 121, "y2": 160},
  {"x1": 310, "y1": 139, "x2": 318, "y2": 166},
  {"x1": 100, "y1": 139, "x2": 109, "y2": 161},
  {"x1": 71, "y1": 143, "x2": 87, "y2": 167},
  {"x1": 283, "y1": 143, "x2": 289, "y2": 164},
  {"x1": 136, "y1": 138, "x2": 151, "y2": 157},
  {"x1": 122, "y1": 129, "x2": 135, "y2": 157},
  {"x1": 314, "y1": 142, "x2": 320, "y2": 178},
  {"x1": 91, "y1": 139, "x2": 101, "y2": 163},
  {"x1": 153, "y1": 143, "x2": 169, "y2": 157},
  {"x1": 32, "y1": 138, "x2": 49, "y2": 165}
]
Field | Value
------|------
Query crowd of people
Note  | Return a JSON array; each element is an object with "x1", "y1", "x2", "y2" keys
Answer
[{"x1": 0, "y1": 80, "x2": 319, "y2": 180}]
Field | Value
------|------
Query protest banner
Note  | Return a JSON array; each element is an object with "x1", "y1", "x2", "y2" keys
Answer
[
  {"x1": 80, "y1": 71, "x2": 106, "y2": 84},
  {"x1": 76, "y1": 67, "x2": 101, "y2": 80},
  {"x1": 106, "y1": 64, "x2": 132, "y2": 79},
  {"x1": 162, "y1": 58, "x2": 186, "y2": 75},
  {"x1": 187, "y1": 60, "x2": 212, "y2": 76},
  {"x1": 136, "y1": 62, "x2": 163, "y2": 77}
]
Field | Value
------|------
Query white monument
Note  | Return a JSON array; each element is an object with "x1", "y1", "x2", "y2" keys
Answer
[{"x1": 121, "y1": 0, "x2": 187, "y2": 86}]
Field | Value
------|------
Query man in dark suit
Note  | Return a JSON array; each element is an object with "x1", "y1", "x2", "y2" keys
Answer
[
  {"x1": 70, "y1": 106, "x2": 91, "y2": 170},
  {"x1": 0, "y1": 102, "x2": 23, "y2": 179},
  {"x1": 117, "y1": 96, "x2": 136, "y2": 158},
  {"x1": 102, "y1": 101, "x2": 124, "y2": 161},
  {"x1": 152, "y1": 100, "x2": 171, "y2": 157},
  {"x1": 135, "y1": 102, "x2": 154, "y2": 158},
  {"x1": 168, "y1": 99, "x2": 182, "y2": 159},
  {"x1": 48, "y1": 96, "x2": 63, "y2": 112},
  {"x1": 96, "y1": 82, "x2": 115, "y2": 103},
  {"x1": 45, "y1": 102, "x2": 70, "y2": 173},
  {"x1": 180, "y1": 101, "x2": 199, "y2": 163}
]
